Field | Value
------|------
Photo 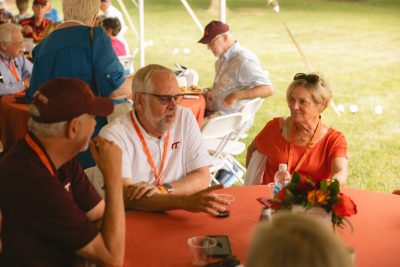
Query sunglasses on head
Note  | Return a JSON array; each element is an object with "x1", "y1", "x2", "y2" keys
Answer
[{"x1": 293, "y1": 73, "x2": 320, "y2": 84}]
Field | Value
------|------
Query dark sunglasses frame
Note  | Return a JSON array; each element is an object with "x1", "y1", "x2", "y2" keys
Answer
[
  {"x1": 293, "y1": 73, "x2": 320, "y2": 84},
  {"x1": 142, "y1": 93, "x2": 184, "y2": 105}
]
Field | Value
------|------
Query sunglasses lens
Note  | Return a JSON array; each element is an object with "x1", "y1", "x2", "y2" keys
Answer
[{"x1": 294, "y1": 73, "x2": 319, "y2": 84}]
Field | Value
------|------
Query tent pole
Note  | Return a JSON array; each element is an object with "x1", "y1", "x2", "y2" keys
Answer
[
  {"x1": 138, "y1": 0, "x2": 145, "y2": 67},
  {"x1": 116, "y1": 0, "x2": 138, "y2": 40},
  {"x1": 180, "y1": 0, "x2": 204, "y2": 32},
  {"x1": 219, "y1": 0, "x2": 226, "y2": 22}
]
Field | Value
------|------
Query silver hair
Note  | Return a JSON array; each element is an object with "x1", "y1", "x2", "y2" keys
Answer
[
  {"x1": 62, "y1": 0, "x2": 100, "y2": 25},
  {"x1": 27, "y1": 118, "x2": 68, "y2": 137},
  {"x1": 27, "y1": 105, "x2": 86, "y2": 137},
  {"x1": 131, "y1": 64, "x2": 175, "y2": 94},
  {"x1": 0, "y1": 23, "x2": 22, "y2": 43}
]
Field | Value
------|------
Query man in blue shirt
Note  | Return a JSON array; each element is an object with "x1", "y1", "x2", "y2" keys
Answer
[
  {"x1": 0, "y1": 23, "x2": 33, "y2": 96},
  {"x1": 199, "y1": 21, "x2": 274, "y2": 115}
]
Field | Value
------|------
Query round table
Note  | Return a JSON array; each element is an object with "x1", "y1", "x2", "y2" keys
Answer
[
  {"x1": 0, "y1": 95, "x2": 29, "y2": 152},
  {"x1": 124, "y1": 186, "x2": 400, "y2": 267}
]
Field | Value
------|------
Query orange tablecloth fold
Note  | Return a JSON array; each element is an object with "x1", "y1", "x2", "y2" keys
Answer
[{"x1": 0, "y1": 95, "x2": 29, "y2": 152}]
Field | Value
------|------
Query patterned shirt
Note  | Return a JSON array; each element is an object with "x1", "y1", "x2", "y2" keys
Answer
[
  {"x1": 210, "y1": 41, "x2": 271, "y2": 113},
  {"x1": 0, "y1": 51, "x2": 33, "y2": 95}
]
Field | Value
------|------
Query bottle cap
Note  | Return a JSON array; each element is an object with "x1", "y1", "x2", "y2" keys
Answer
[{"x1": 278, "y1": 163, "x2": 288, "y2": 171}]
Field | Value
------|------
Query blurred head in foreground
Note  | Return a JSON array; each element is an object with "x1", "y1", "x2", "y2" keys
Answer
[{"x1": 246, "y1": 213, "x2": 354, "y2": 267}]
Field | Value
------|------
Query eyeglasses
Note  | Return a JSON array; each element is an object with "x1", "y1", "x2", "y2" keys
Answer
[
  {"x1": 293, "y1": 73, "x2": 320, "y2": 84},
  {"x1": 142, "y1": 93, "x2": 184, "y2": 105}
]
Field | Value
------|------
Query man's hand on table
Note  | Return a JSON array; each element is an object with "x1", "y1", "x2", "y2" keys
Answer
[{"x1": 181, "y1": 184, "x2": 231, "y2": 216}]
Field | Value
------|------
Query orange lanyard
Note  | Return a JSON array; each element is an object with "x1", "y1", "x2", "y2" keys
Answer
[
  {"x1": 25, "y1": 134, "x2": 55, "y2": 176},
  {"x1": 130, "y1": 112, "x2": 170, "y2": 185},
  {"x1": 287, "y1": 118, "x2": 321, "y2": 174},
  {"x1": 0, "y1": 57, "x2": 20, "y2": 82}
]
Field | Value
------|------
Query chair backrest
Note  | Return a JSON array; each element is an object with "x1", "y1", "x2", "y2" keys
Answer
[
  {"x1": 239, "y1": 97, "x2": 264, "y2": 124},
  {"x1": 201, "y1": 113, "x2": 243, "y2": 140},
  {"x1": 201, "y1": 113, "x2": 243, "y2": 157},
  {"x1": 233, "y1": 98, "x2": 264, "y2": 141},
  {"x1": 118, "y1": 55, "x2": 135, "y2": 75}
]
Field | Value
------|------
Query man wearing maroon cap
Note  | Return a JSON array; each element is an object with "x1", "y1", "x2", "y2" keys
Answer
[
  {"x1": 199, "y1": 20, "x2": 274, "y2": 115},
  {"x1": 19, "y1": 0, "x2": 52, "y2": 43},
  {"x1": 0, "y1": 78, "x2": 125, "y2": 266}
]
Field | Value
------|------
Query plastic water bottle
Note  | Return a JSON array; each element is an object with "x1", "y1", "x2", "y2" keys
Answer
[{"x1": 273, "y1": 163, "x2": 291, "y2": 195}]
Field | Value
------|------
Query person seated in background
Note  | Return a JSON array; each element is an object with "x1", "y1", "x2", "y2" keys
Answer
[
  {"x1": 98, "y1": 64, "x2": 230, "y2": 214},
  {"x1": 198, "y1": 20, "x2": 273, "y2": 117},
  {"x1": 20, "y1": 0, "x2": 51, "y2": 43},
  {"x1": 246, "y1": 213, "x2": 354, "y2": 267},
  {"x1": 100, "y1": 0, "x2": 127, "y2": 37},
  {"x1": 101, "y1": 17, "x2": 127, "y2": 56},
  {"x1": 246, "y1": 73, "x2": 348, "y2": 185},
  {"x1": 0, "y1": 1, "x2": 14, "y2": 24},
  {"x1": 0, "y1": 78, "x2": 125, "y2": 266},
  {"x1": 44, "y1": 0, "x2": 61, "y2": 22},
  {"x1": 15, "y1": 0, "x2": 31, "y2": 23},
  {"x1": 0, "y1": 23, "x2": 33, "y2": 96},
  {"x1": 26, "y1": 0, "x2": 133, "y2": 169}
]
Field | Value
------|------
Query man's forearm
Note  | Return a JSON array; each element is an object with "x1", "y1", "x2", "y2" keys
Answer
[
  {"x1": 125, "y1": 193, "x2": 186, "y2": 211},
  {"x1": 101, "y1": 174, "x2": 125, "y2": 264},
  {"x1": 234, "y1": 84, "x2": 274, "y2": 100},
  {"x1": 169, "y1": 167, "x2": 210, "y2": 195}
]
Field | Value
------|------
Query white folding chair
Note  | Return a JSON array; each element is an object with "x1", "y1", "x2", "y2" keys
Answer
[
  {"x1": 201, "y1": 113, "x2": 245, "y2": 185},
  {"x1": 232, "y1": 97, "x2": 264, "y2": 141}
]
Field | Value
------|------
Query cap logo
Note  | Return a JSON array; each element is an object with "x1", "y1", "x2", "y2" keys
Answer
[{"x1": 204, "y1": 30, "x2": 209, "y2": 36}]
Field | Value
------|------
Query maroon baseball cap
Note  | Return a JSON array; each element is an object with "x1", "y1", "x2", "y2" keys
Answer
[
  {"x1": 33, "y1": 0, "x2": 48, "y2": 6},
  {"x1": 31, "y1": 77, "x2": 113, "y2": 123},
  {"x1": 198, "y1": 20, "x2": 230, "y2": 44}
]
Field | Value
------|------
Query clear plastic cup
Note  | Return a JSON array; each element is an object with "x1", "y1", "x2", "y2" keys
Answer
[{"x1": 187, "y1": 236, "x2": 217, "y2": 266}]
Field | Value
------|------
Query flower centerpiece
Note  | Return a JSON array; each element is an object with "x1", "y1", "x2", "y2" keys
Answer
[{"x1": 269, "y1": 172, "x2": 357, "y2": 229}]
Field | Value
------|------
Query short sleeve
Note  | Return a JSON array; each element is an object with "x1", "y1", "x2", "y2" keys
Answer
[
  {"x1": 92, "y1": 27, "x2": 125, "y2": 96},
  {"x1": 22, "y1": 169, "x2": 99, "y2": 251},
  {"x1": 328, "y1": 131, "x2": 348, "y2": 159},
  {"x1": 63, "y1": 159, "x2": 102, "y2": 212},
  {"x1": 236, "y1": 54, "x2": 271, "y2": 87},
  {"x1": 254, "y1": 118, "x2": 279, "y2": 155}
]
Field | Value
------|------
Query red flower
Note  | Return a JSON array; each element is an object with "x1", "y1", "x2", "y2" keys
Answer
[
  {"x1": 332, "y1": 193, "x2": 357, "y2": 217},
  {"x1": 270, "y1": 185, "x2": 287, "y2": 209}
]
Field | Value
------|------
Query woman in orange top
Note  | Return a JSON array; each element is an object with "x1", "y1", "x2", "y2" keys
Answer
[{"x1": 246, "y1": 73, "x2": 347, "y2": 185}]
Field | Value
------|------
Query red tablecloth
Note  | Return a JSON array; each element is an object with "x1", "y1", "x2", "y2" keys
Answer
[
  {"x1": 125, "y1": 186, "x2": 400, "y2": 267},
  {"x1": 0, "y1": 94, "x2": 206, "y2": 153},
  {"x1": 0, "y1": 95, "x2": 29, "y2": 152},
  {"x1": 180, "y1": 94, "x2": 206, "y2": 127}
]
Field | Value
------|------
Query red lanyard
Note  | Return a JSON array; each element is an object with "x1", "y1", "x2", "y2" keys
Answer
[
  {"x1": 287, "y1": 117, "x2": 321, "y2": 174},
  {"x1": 130, "y1": 112, "x2": 170, "y2": 185},
  {"x1": 0, "y1": 57, "x2": 20, "y2": 82},
  {"x1": 25, "y1": 134, "x2": 55, "y2": 176}
]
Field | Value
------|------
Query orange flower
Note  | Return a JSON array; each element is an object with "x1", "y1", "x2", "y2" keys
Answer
[
  {"x1": 307, "y1": 189, "x2": 329, "y2": 206},
  {"x1": 332, "y1": 193, "x2": 357, "y2": 217}
]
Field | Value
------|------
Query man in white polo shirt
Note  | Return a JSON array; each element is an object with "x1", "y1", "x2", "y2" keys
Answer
[{"x1": 98, "y1": 64, "x2": 229, "y2": 215}]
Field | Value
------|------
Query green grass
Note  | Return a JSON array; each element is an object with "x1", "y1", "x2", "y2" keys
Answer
[{"x1": 39, "y1": 0, "x2": 400, "y2": 192}]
